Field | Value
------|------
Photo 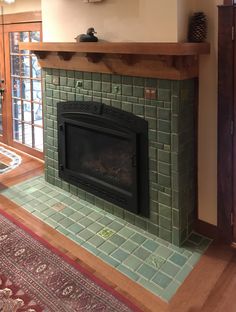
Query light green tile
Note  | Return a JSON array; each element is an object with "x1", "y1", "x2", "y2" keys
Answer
[{"x1": 123, "y1": 255, "x2": 142, "y2": 271}]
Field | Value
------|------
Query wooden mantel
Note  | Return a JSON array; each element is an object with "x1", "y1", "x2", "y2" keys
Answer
[{"x1": 19, "y1": 42, "x2": 210, "y2": 80}]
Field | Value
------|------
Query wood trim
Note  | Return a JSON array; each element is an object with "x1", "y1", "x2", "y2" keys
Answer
[
  {"x1": 19, "y1": 42, "x2": 210, "y2": 56},
  {"x1": 217, "y1": 5, "x2": 234, "y2": 242},
  {"x1": 194, "y1": 219, "x2": 220, "y2": 240},
  {"x1": 224, "y1": 0, "x2": 234, "y2": 5},
  {"x1": 0, "y1": 11, "x2": 42, "y2": 25}
]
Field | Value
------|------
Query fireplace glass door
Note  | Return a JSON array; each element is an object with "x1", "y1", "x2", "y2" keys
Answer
[{"x1": 58, "y1": 101, "x2": 149, "y2": 217}]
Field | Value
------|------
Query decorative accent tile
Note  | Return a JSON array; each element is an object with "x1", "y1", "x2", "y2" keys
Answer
[
  {"x1": 146, "y1": 255, "x2": 166, "y2": 269},
  {"x1": 97, "y1": 228, "x2": 115, "y2": 239}
]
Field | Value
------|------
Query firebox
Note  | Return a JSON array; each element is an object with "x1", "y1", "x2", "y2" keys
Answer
[{"x1": 57, "y1": 101, "x2": 149, "y2": 217}]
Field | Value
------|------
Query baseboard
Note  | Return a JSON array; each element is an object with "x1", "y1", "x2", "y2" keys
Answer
[{"x1": 194, "y1": 219, "x2": 220, "y2": 239}]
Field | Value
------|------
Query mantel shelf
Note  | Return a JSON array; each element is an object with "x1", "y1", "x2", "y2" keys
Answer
[
  {"x1": 19, "y1": 42, "x2": 210, "y2": 80},
  {"x1": 19, "y1": 42, "x2": 210, "y2": 56}
]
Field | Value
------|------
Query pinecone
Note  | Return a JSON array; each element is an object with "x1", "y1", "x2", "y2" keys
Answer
[{"x1": 188, "y1": 12, "x2": 207, "y2": 43}]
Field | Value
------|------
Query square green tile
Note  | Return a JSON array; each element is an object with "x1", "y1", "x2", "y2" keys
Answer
[
  {"x1": 133, "y1": 247, "x2": 151, "y2": 261},
  {"x1": 121, "y1": 240, "x2": 139, "y2": 253},
  {"x1": 99, "y1": 241, "x2": 117, "y2": 255},
  {"x1": 169, "y1": 253, "x2": 188, "y2": 267},
  {"x1": 111, "y1": 248, "x2": 129, "y2": 262},
  {"x1": 87, "y1": 235, "x2": 105, "y2": 248},
  {"x1": 123, "y1": 255, "x2": 142, "y2": 271},
  {"x1": 152, "y1": 271, "x2": 172, "y2": 289},
  {"x1": 137, "y1": 263, "x2": 157, "y2": 280}
]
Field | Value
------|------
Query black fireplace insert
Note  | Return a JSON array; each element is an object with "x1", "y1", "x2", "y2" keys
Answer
[{"x1": 57, "y1": 101, "x2": 149, "y2": 217}]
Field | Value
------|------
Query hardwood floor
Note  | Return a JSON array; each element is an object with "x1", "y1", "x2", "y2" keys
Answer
[{"x1": 0, "y1": 144, "x2": 236, "y2": 312}]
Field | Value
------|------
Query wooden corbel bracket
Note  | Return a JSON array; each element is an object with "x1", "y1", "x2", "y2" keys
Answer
[
  {"x1": 86, "y1": 53, "x2": 104, "y2": 63},
  {"x1": 173, "y1": 55, "x2": 198, "y2": 70},
  {"x1": 57, "y1": 52, "x2": 75, "y2": 61},
  {"x1": 33, "y1": 51, "x2": 49, "y2": 60},
  {"x1": 120, "y1": 54, "x2": 138, "y2": 65}
]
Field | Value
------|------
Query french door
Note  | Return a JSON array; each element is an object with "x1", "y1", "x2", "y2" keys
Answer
[{"x1": 0, "y1": 22, "x2": 43, "y2": 159}]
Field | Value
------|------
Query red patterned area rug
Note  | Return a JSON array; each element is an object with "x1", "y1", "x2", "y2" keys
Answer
[{"x1": 0, "y1": 209, "x2": 142, "y2": 312}]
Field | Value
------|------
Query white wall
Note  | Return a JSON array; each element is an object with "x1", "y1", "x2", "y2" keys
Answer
[
  {"x1": 177, "y1": 0, "x2": 196, "y2": 41},
  {"x1": 41, "y1": 0, "x2": 179, "y2": 42},
  {"x1": 194, "y1": 0, "x2": 223, "y2": 225},
  {"x1": 1, "y1": 0, "x2": 41, "y2": 14}
]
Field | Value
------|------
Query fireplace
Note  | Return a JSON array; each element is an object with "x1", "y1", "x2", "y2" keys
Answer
[
  {"x1": 43, "y1": 69, "x2": 197, "y2": 245},
  {"x1": 57, "y1": 101, "x2": 149, "y2": 217}
]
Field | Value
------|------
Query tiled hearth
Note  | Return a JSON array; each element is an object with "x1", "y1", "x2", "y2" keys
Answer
[
  {"x1": 43, "y1": 69, "x2": 196, "y2": 246},
  {"x1": 1, "y1": 176, "x2": 210, "y2": 301}
]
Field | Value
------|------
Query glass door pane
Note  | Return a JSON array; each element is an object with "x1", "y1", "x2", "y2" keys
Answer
[{"x1": 10, "y1": 30, "x2": 43, "y2": 152}]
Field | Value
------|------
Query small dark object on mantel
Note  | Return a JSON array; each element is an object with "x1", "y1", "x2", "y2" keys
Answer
[
  {"x1": 188, "y1": 12, "x2": 207, "y2": 43},
  {"x1": 75, "y1": 27, "x2": 98, "y2": 42}
]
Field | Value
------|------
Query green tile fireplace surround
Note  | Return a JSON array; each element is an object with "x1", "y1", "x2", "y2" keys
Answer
[{"x1": 43, "y1": 68, "x2": 196, "y2": 246}]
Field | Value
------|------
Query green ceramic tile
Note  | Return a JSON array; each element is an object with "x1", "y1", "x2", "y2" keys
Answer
[
  {"x1": 87, "y1": 235, "x2": 105, "y2": 248},
  {"x1": 143, "y1": 240, "x2": 159, "y2": 252},
  {"x1": 121, "y1": 240, "x2": 139, "y2": 253},
  {"x1": 50, "y1": 213, "x2": 64, "y2": 222},
  {"x1": 78, "y1": 229, "x2": 94, "y2": 241},
  {"x1": 78, "y1": 217, "x2": 93, "y2": 227},
  {"x1": 118, "y1": 227, "x2": 134, "y2": 239},
  {"x1": 59, "y1": 218, "x2": 74, "y2": 228},
  {"x1": 109, "y1": 221, "x2": 124, "y2": 232},
  {"x1": 98, "y1": 217, "x2": 113, "y2": 226},
  {"x1": 169, "y1": 253, "x2": 188, "y2": 267},
  {"x1": 123, "y1": 255, "x2": 142, "y2": 271},
  {"x1": 137, "y1": 263, "x2": 157, "y2": 280},
  {"x1": 78, "y1": 206, "x2": 92, "y2": 216},
  {"x1": 97, "y1": 228, "x2": 115, "y2": 239},
  {"x1": 161, "y1": 261, "x2": 180, "y2": 278},
  {"x1": 111, "y1": 249, "x2": 129, "y2": 262},
  {"x1": 61, "y1": 207, "x2": 75, "y2": 217},
  {"x1": 88, "y1": 211, "x2": 103, "y2": 221},
  {"x1": 99, "y1": 241, "x2": 117, "y2": 255},
  {"x1": 87, "y1": 222, "x2": 104, "y2": 234},
  {"x1": 152, "y1": 271, "x2": 172, "y2": 289},
  {"x1": 134, "y1": 247, "x2": 151, "y2": 261},
  {"x1": 109, "y1": 234, "x2": 126, "y2": 246},
  {"x1": 130, "y1": 233, "x2": 147, "y2": 244},
  {"x1": 67, "y1": 223, "x2": 84, "y2": 234},
  {"x1": 69, "y1": 211, "x2": 84, "y2": 221}
]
